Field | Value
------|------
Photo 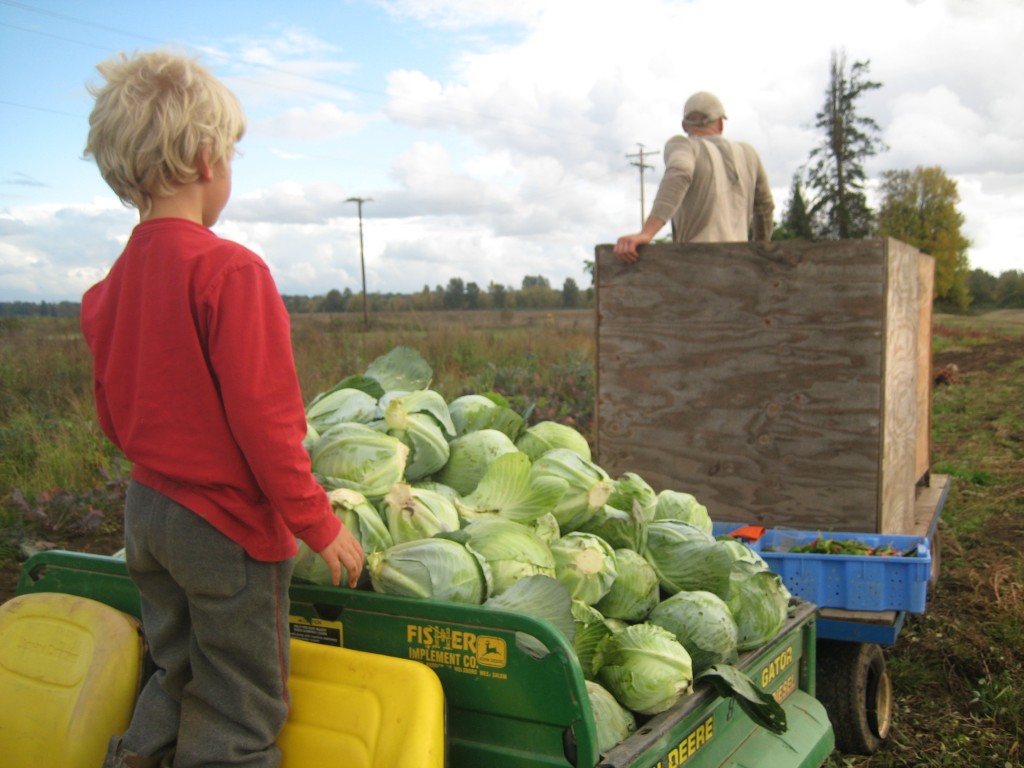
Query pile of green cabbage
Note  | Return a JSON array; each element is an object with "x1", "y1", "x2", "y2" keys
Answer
[{"x1": 297, "y1": 347, "x2": 792, "y2": 749}]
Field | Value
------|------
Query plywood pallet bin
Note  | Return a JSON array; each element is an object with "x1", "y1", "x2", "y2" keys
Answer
[{"x1": 594, "y1": 238, "x2": 934, "y2": 535}]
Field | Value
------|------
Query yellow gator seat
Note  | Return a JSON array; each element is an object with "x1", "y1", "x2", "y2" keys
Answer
[
  {"x1": 280, "y1": 639, "x2": 446, "y2": 768},
  {"x1": 0, "y1": 593, "x2": 444, "y2": 767},
  {"x1": 0, "y1": 592, "x2": 145, "y2": 768}
]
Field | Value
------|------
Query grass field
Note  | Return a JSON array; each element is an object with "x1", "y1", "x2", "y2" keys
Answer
[{"x1": 1, "y1": 307, "x2": 1021, "y2": 766}]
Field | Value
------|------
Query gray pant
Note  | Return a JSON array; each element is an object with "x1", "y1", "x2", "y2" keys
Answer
[{"x1": 112, "y1": 481, "x2": 294, "y2": 768}]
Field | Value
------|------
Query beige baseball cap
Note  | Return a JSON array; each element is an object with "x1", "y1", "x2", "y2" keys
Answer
[{"x1": 683, "y1": 91, "x2": 727, "y2": 125}]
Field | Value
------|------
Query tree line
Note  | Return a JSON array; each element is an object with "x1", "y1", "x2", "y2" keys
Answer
[
  {"x1": 282, "y1": 274, "x2": 591, "y2": 315},
  {"x1": 0, "y1": 277, "x2": 592, "y2": 318}
]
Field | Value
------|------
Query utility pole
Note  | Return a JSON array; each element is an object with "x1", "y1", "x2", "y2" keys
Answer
[
  {"x1": 345, "y1": 197, "x2": 372, "y2": 331},
  {"x1": 626, "y1": 143, "x2": 655, "y2": 227}
]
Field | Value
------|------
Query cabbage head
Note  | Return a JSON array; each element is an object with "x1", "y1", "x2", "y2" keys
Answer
[
  {"x1": 530, "y1": 448, "x2": 614, "y2": 532},
  {"x1": 578, "y1": 473, "x2": 656, "y2": 551},
  {"x1": 435, "y1": 429, "x2": 520, "y2": 495},
  {"x1": 363, "y1": 345, "x2": 434, "y2": 393},
  {"x1": 327, "y1": 488, "x2": 392, "y2": 554},
  {"x1": 586, "y1": 680, "x2": 636, "y2": 753},
  {"x1": 725, "y1": 561, "x2": 791, "y2": 650},
  {"x1": 606, "y1": 473, "x2": 657, "y2": 521},
  {"x1": 455, "y1": 452, "x2": 568, "y2": 524},
  {"x1": 648, "y1": 590, "x2": 739, "y2": 673},
  {"x1": 447, "y1": 394, "x2": 496, "y2": 435},
  {"x1": 643, "y1": 520, "x2": 734, "y2": 597},
  {"x1": 306, "y1": 388, "x2": 379, "y2": 433},
  {"x1": 292, "y1": 487, "x2": 392, "y2": 587},
  {"x1": 597, "y1": 622, "x2": 693, "y2": 715},
  {"x1": 578, "y1": 503, "x2": 647, "y2": 552},
  {"x1": 516, "y1": 420, "x2": 592, "y2": 462},
  {"x1": 367, "y1": 538, "x2": 490, "y2": 604},
  {"x1": 444, "y1": 517, "x2": 556, "y2": 597},
  {"x1": 526, "y1": 512, "x2": 562, "y2": 544},
  {"x1": 380, "y1": 390, "x2": 454, "y2": 480},
  {"x1": 594, "y1": 549, "x2": 661, "y2": 623},
  {"x1": 718, "y1": 537, "x2": 769, "y2": 569},
  {"x1": 572, "y1": 601, "x2": 614, "y2": 680},
  {"x1": 485, "y1": 575, "x2": 575, "y2": 659},
  {"x1": 654, "y1": 490, "x2": 713, "y2": 535},
  {"x1": 311, "y1": 422, "x2": 409, "y2": 498},
  {"x1": 447, "y1": 393, "x2": 525, "y2": 440},
  {"x1": 411, "y1": 480, "x2": 462, "y2": 504},
  {"x1": 550, "y1": 532, "x2": 618, "y2": 605},
  {"x1": 380, "y1": 482, "x2": 460, "y2": 544}
]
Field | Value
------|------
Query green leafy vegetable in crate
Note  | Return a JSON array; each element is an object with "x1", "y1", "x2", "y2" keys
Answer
[{"x1": 790, "y1": 537, "x2": 908, "y2": 556}]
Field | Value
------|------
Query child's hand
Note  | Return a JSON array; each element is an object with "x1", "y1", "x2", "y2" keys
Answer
[{"x1": 317, "y1": 526, "x2": 366, "y2": 588}]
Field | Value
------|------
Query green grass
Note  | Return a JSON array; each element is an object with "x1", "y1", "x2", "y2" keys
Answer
[
  {"x1": 823, "y1": 311, "x2": 1024, "y2": 767},
  {"x1": 932, "y1": 309, "x2": 1024, "y2": 353}
]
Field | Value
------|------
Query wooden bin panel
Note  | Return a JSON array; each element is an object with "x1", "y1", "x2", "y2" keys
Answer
[
  {"x1": 879, "y1": 238, "x2": 922, "y2": 534},
  {"x1": 594, "y1": 238, "x2": 928, "y2": 534},
  {"x1": 915, "y1": 253, "x2": 936, "y2": 483}
]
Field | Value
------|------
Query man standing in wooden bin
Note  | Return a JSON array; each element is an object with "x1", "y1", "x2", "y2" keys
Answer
[{"x1": 614, "y1": 91, "x2": 775, "y2": 262}]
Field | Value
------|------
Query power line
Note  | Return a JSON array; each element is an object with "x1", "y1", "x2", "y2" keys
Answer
[
  {"x1": 626, "y1": 143, "x2": 656, "y2": 228},
  {"x1": 0, "y1": 98, "x2": 79, "y2": 119}
]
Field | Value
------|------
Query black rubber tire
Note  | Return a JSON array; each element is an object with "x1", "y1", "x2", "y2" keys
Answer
[
  {"x1": 929, "y1": 526, "x2": 942, "y2": 590},
  {"x1": 815, "y1": 641, "x2": 893, "y2": 755}
]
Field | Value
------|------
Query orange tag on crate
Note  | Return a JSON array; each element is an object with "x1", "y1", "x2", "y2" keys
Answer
[{"x1": 728, "y1": 525, "x2": 766, "y2": 543}]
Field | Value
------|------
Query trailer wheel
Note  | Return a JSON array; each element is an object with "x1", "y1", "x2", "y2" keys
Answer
[
  {"x1": 816, "y1": 641, "x2": 892, "y2": 755},
  {"x1": 929, "y1": 526, "x2": 942, "y2": 590}
]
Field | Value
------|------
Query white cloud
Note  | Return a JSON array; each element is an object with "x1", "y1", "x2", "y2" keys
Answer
[
  {"x1": 379, "y1": 0, "x2": 545, "y2": 30},
  {"x1": 254, "y1": 102, "x2": 368, "y2": 139},
  {"x1": 197, "y1": 30, "x2": 359, "y2": 110},
  {"x1": 957, "y1": 173, "x2": 1024, "y2": 275},
  {"x1": 229, "y1": 181, "x2": 350, "y2": 224},
  {"x1": 0, "y1": 201, "x2": 132, "y2": 299},
  {"x1": 386, "y1": 142, "x2": 497, "y2": 214}
]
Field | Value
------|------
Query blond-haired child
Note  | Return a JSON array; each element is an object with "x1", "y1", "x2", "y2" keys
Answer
[{"x1": 82, "y1": 49, "x2": 364, "y2": 768}]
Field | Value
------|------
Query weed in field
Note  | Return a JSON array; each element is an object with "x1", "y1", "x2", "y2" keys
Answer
[
  {"x1": 9, "y1": 460, "x2": 128, "y2": 542},
  {"x1": 482, "y1": 350, "x2": 595, "y2": 436},
  {"x1": 971, "y1": 671, "x2": 1020, "y2": 725}
]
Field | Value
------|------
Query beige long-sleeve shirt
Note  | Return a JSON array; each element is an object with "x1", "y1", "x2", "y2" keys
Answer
[{"x1": 648, "y1": 134, "x2": 774, "y2": 243}]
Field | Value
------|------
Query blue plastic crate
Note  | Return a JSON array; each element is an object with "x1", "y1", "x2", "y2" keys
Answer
[{"x1": 713, "y1": 523, "x2": 931, "y2": 613}]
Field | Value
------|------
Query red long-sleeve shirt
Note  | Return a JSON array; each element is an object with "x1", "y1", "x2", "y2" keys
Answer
[{"x1": 81, "y1": 218, "x2": 340, "y2": 561}]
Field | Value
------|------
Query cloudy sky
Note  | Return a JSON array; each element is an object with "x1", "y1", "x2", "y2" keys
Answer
[{"x1": 1, "y1": 0, "x2": 1021, "y2": 302}]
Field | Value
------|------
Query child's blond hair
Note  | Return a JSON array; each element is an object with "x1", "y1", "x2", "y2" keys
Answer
[{"x1": 85, "y1": 50, "x2": 246, "y2": 214}]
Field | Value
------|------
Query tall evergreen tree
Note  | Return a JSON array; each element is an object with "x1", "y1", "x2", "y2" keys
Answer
[
  {"x1": 773, "y1": 174, "x2": 816, "y2": 240},
  {"x1": 806, "y1": 50, "x2": 886, "y2": 239},
  {"x1": 877, "y1": 166, "x2": 972, "y2": 307}
]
